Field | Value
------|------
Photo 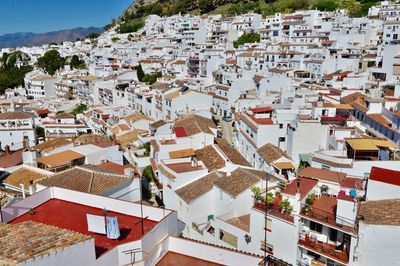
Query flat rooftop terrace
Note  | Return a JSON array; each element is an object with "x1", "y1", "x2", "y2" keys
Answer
[{"x1": 10, "y1": 199, "x2": 158, "y2": 258}]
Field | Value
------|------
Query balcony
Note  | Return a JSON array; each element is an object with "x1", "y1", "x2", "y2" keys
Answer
[
  {"x1": 298, "y1": 234, "x2": 349, "y2": 265},
  {"x1": 253, "y1": 200, "x2": 294, "y2": 223},
  {"x1": 300, "y1": 195, "x2": 356, "y2": 234}
]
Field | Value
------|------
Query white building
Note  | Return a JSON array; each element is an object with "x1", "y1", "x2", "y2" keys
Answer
[{"x1": 0, "y1": 112, "x2": 36, "y2": 151}]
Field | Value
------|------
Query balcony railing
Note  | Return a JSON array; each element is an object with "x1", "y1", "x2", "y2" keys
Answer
[
  {"x1": 298, "y1": 234, "x2": 349, "y2": 265},
  {"x1": 253, "y1": 201, "x2": 294, "y2": 223}
]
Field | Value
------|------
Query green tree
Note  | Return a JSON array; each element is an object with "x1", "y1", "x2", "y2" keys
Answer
[
  {"x1": 313, "y1": 0, "x2": 339, "y2": 11},
  {"x1": 72, "y1": 104, "x2": 88, "y2": 116},
  {"x1": 137, "y1": 64, "x2": 145, "y2": 82},
  {"x1": 87, "y1": 32, "x2": 101, "y2": 39},
  {"x1": 142, "y1": 165, "x2": 154, "y2": 182},
  {"x1": 0, "y1": 52, "x2": 33, "y2": 95},
  {"x1": 37, "y1": 50, "x2": 65, "y2": 75},
  {"x1": 199, "y1": 0, "x2": 214, "y2": 14},
  {"x1": 119, "y1": 20, "x2": 144, "y2": 34},
  {"x1": 233, "y1": 33, "x2": 260, "y2": 48},
  {"x1": 111, "y1": 37, "x2": 120, "y2": 43},
  {"x1": 70, "y1": 55, "x2": 85, "y2": 70}
]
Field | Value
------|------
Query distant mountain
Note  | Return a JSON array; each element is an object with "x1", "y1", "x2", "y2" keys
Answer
[{"x1": 0, "y1": 27, "x2": 104, "y2": 48}]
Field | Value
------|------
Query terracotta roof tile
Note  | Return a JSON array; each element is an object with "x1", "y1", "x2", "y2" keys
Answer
[
  {"x1": 36, "y1": 166, "x2": 130, "y2": 195},
  {"x1": 174, "y1": 115, "x2": 216, "y2": 136},
  {"x1": 195, "y1": 145, "x2": 225, "y2": 171},
  {"x1": 176, "y1": 171, "x2": 225, "y2": 204},
  {"x1": 282, "y1": 177, "x2": 318, "y2": 199},
  {"x1": 3, "y1": 166, "x2": 50, "y2": 190},
  {"x1": 257, "y1": 143, "x2": 289, "y2": 164},
  {"x1": 31, "y1": 137, "x2": 72, "y2": 153},
  {"x1": 359, "y1": 199, "x2": 400, "y2": 225},
  {"x1": 0, "y1": 112, "x2": 33, "y2": 120},
  {"x1": 214, "y1": 168, "x2": 263, "y2": 197},
  {"x1": 214, "y1": 138, "x2": 251, "y2": 167},
  {"x1": 299, "y1": 167, "x2": 347, "y2": 184},
  {"x1": 0, "y1": 221, "x2": 91, "y2": 264}
]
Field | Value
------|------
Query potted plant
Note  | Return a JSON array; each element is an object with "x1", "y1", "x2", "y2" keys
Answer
[
  {"x1": 266, "y1": 192, "x2": 274, "y2": 207},
  {"x1": 251, "y1": 186, "x2": 262, "y2": 202},
  {"x1": 280, "y1": 199, "x2": 293, "y2": 214}
]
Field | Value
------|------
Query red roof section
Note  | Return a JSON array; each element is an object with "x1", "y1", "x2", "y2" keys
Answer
[
  {"x1": 96, "y1": 162, "x2": 134, "y2": 176},
  {"x1": 174, "y1": 127, "x2": 188, "y2": 138},
  {"x1": 10, "y1": 199, "x2": 158, "y2": 258},
  {"x1": 250, "y1": 115, "x2": 273, "y2": 125},
  {"x1": 165, "y1": 162, "x2": 204, "y2": 173},
  {"x1": 369, "y1": 166, "x2": 400, "y2": 186},
  {"x1": 157, "y1": 252, "x2": 223, "y2": 266},
  {"x1": 282, "y1": 177, "x2": 318, "y2": 199},
  {"x1": 0, "y1": 149, "x2": 23, "y2": 168},
  {"x1": 321, "y1": 116, "x2": 348, "y2": 122},
  {"x1": 36, "y1": 108, "x2": 51, "y2": 115},
  {"x1": 252, "y1": 107, "x2": 273, "y2": 113}
]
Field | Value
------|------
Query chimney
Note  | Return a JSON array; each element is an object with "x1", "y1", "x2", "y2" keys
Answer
[
  {"x1": 225, "y1": 160, "x2": 235, "y2": 176},
  {"x1": 296, "y1": 179, "x2": 301, "y2": 194},
  {"x1": 5, "y1": 145, "x2": 10, "y2": 155},
  {"x1": 29, "y1": 180, "x2": 36, "y2": 195}
]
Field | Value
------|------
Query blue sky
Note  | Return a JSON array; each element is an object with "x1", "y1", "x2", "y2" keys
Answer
[{"x1": 0, "y1": 0, "x2": 133, "y2": 35}]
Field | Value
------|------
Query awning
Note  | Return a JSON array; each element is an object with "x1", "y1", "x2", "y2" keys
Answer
[
  {"x1": 299, "y1": 153, "x2": 311, "y2": 163},
  {"x1": 35, "y1": 150, "x2": 84, "y2": 167},
  {"x1": 345, "y1": 138, "x2": 398, "y2": 151},
  {"x1": 273, "y1": 161, "x2": 295, "y2": 170},
  {"x1": 334, "y1": 104, "x2": 354, "y2": 110},
  {"x1": 346, "y1": 139, "x2": 379, "y2": 151},
  {"x1": 169, "y1": 148, "x2": 195, "y2": 159}
]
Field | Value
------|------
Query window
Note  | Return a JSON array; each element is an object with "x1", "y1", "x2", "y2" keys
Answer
[
  {"x1": 310, "y1": 221, "x2": 322, "y2": 233},
  {"x1": 279, "y1": 124, "x2": 283, "y2": 129},
  {"x1": 321, "y1": 164, "x2": 331, "y2": 170},
  {"x1": 329, "y1": 228, "x2": 338, "y2": 242}
]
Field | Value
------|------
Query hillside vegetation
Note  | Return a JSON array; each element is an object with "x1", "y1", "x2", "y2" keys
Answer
[
  {"x1": 116, "y1": 0, "x2": 379, "y2": 33},
  {"x1": 0, "y1": 52, "x2": 33, "y2": 94}
]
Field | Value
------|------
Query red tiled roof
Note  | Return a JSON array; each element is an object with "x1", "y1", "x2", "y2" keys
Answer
[
  {"x1": 157, "y1": 251, "x2": 223, "y2": 266},
  {"x1": 10, "y1": 199, "x2": 158, "y2": 258},
  {"x1": 282, "y1": 177, "x2": 318, "y2": 199},
  {"x1": 0, "y1": 149, "x2": 23, "y2": 168},
  {"x1": 250, "y1": 115, "x2": 273, "y2": 125},
  {"x1": 165, "y1": 162, "x2": 204, "y2": 173},
  {"x1": 36, "y1": 108, "x2": 51, "y2": 115},
  {"x1": 369, "y1": 166, "x2": 400, "y2": 186},
  {"x1": 321, "y1": 116, "x2": 347, "y2": 122},
  {"x1": 96, "y1": 162, "x2": 133, "y2": 176},
  {"x1": 252, "y1": 107, "x2": 273, "y2": 113},
  {"x1": 340, "y1": 177, "x2": 364, "y2": 190},
  {"x1": 299, "y1": 167, "x2": 347, "y2": 184},
  {"x1": 174, "y1": 126, "x2": 188, "y2": 138}
]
